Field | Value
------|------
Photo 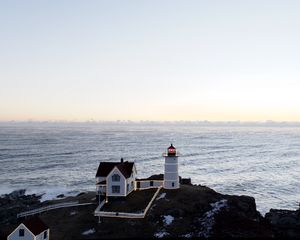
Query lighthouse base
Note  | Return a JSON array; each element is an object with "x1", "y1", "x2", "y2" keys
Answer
[{"x1": 163, "y1": 179, "x2": 180, "y2": 189}]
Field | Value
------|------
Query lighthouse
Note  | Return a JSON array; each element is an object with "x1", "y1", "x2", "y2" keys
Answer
[{"x1": 163, "y1": 144, "x2": 180, "y2": 189}]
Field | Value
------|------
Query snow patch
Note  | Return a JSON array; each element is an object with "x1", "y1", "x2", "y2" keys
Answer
[
  {"x1": 156, "y1": 192, "x2": 166, "y2": 200},
  {"x1": 29, "y1": 188, "x2": 81, "y2": 202},
  {"x1": 154, "y1": 230, "x2": 170, "y2": 238},
  {"x1": 163, "y1": 215, "x2": 174, "y2": 225},
  {"x1": 0, "y1": 187, "x2": 85, "y2": 202},
  {"x1": 197, "y1": 199, "x2": 228, "y2": 238},
  {"x1": 182, "y1": 233, "x2": 193, "y2": 238},
  {"x1": 70, "y1": 211, "x2": 77, "y2": 216},
  {"x1": 82, "y1": 228, "x2": 95, "y2": 235}
]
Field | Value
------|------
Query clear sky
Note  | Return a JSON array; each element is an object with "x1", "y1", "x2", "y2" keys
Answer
[{"x1": 1, "y1": 0, "x2": 300, "y2": 122}]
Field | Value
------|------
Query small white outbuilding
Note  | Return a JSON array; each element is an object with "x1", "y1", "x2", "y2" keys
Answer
[{"x1": 7, "y1": 217, "x2": 49, "y2": 240}]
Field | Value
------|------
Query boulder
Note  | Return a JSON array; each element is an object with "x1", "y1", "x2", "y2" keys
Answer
[
  {"x1": 265, "y1": 208, "x2": 300, "y2": 238},
  {"x1": 0, "y1": 190, "x2": 41, "y2": 226},
  {"x1": 8, "y1": 189, "x2": 26, "y2": 199}
]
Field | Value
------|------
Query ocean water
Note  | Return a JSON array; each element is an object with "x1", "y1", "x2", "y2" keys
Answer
[{"x1": 0, "y1": 122, "x2": 300, "y2": 215}]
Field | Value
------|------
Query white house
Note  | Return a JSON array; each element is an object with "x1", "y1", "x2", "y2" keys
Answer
[
  {"x1": 95, "y1": 144, "x2": 181, "y2": 199},
  {"x1": 94, "y1": 145, "x2": 182, "y2": 220},
  {"x1": 95, "y1": 158, "x2": 137, "y2": 197},
  {"x1": 7, "y1": 217, "x2": 49, "y2": 240}
]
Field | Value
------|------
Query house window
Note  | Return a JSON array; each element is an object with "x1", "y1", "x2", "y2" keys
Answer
[
  {"x1": 112, "y1": 185, "x2": 120, "y2": 193},
  {"x1": 19, "y1": 229, "x2": 24, "y2": 237},
  {"x1": 127, "y1": 183, "x2": 129, "y2": 192},
  {"x1": 172, "y1": 182, "x2": 175, "y2": 187},
  {"x1": 44, "y1": 231, "x2": 48, "y2": 239},
  {"x1": 112, "y1": 174, "x2": 120, "y2": 182},
  {"x1": 150, "y1": 181, "x2": 154, "y2": 186}
]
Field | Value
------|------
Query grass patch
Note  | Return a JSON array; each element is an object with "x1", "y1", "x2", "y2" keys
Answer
[{"x1": 102, "y1": 188, "x2": 158, "y2": 213}]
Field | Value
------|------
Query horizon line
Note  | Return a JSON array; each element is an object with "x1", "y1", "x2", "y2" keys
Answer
[{"x1": 1, "y1": 120, "x2": 300, "y2": 125}]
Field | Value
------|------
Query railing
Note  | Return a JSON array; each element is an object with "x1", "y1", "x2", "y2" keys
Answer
[
  {"x1": 94, "y1": 187, "x2": 162, "y2": 218},
  {"x1": 143, "y1": 187, "x2": 161, "y2": 215},
  {"x1": 17, "y1": 201, "x2": 94, "y2": 218},
  {"x1": 162, "y1": 151, "x2": 180, "y2": 157},
  {"x1": 96, "y1": 182, "x2": 106, "y2": 185},
  {"x1": 96, "y1": 186, "x2": 106, "y2": 193},
  {"x1": 98, "y1": 211, "x2": 144, "y2": 218},
  {"x1": 94, "y1": 200, "x2": 106, "y2": 212}
]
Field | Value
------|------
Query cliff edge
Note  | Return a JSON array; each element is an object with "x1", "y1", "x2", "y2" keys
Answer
[{"x1": 0, "y1": 183, "x2": 277, "y2": 239}]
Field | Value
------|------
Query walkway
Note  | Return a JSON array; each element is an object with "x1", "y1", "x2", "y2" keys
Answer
[{"x1": 94, "y1": 187, "x2": 162, "y2": 219}]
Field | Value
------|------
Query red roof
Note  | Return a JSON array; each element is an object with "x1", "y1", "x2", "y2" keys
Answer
[
  {"x1": 168, "y1": 144, "x2": 176, "y2": 149},
  {"x1": 167, "y1": 144, "x2": 176, "y2": 156},
  {"x1": 22, "y1": 217, "x2": 48, "y2": 236},
  {"x1": 96, "y1": 161, "x2": 134, "y2": 178}
]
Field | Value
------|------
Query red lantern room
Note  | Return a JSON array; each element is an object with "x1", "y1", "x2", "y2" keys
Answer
[{"x1": 167, "y1": 144, "x2": 176, "y2": 156}]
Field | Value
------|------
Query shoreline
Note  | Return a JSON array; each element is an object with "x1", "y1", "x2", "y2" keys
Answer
[
  {"x1": 1, "y1": 184, "x2": 300, "y2": 239},
  {"x1": 0, "y1": 185, "x2": 297, "y2": 216}
]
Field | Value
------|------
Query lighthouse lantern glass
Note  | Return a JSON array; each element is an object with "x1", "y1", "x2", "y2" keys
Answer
[
  {"x1": 169, "y1": 148, "x2": 175, "y2": 154},
  {"x1": 168, "y1": 147, "x2": 176, "y2": 156}
]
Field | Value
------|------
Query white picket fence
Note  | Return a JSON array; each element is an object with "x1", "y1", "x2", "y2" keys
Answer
[
  {"x1": 94, "y1": 187, "x2": 162, "y2": 218},
  {"x1": 17, "y1": 201, "x2": 94, "y2": 218}
]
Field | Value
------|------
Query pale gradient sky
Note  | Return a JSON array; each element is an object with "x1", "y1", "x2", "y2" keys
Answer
[{"x1": 1, "y1": 0, "x2": 300, "y2": 121}]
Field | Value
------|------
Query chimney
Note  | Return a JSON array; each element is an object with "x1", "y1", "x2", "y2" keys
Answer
[{"x1": 120, "y1": 158, "x2": 124, "y2": 163}]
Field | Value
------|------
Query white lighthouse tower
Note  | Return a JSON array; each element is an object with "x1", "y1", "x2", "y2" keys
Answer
[{"x1": 163, "y1": 144, "x2": 180, "y2": 189}]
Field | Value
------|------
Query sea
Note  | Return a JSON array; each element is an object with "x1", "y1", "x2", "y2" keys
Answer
[{"x1": 0, "y1": 122, "x2": 299, "y2": 215}]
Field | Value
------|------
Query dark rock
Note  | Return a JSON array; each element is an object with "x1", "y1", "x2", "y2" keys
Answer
[
  {"x1": 265, "y1": 208, "x2": 300, "y2": 238},
  {"x1": 2, "y1": 183, "x2": 299, "y2": 239},
  {"x1": 145, "y1": 174, "x2": 164, "y2": 180},
  {"x1": 145, "y1": 184, "x2": 273, "y2": 238},
  {"x1": 180, "y1": 178, "x2": 192, "y2": 185},
  {"x1": 0, "y1": 189, "x2": 41, "y2": 227},
  {"x1": 225, "y1": 195, "x2": 259, "y2": 219},
  {"x1": 8, "y1": 189, "x2": 26, "y2": 199},
  {"x1": 56, "y1": 194, "x2": 65, "y2": 198},
  {"x1": 76, "y1": 192, "x2": 85, "y2": 197},
  {"x1": 213, "y1": 197, "x2": 273, "y2": 238},
  {"x1": 165, "y1": 208, "x2": 185, "y2": 218}
]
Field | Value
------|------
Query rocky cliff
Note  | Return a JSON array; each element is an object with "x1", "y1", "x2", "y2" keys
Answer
[
  {"x1": 265, "y1": 208, "x2": 300, "y2": 238},
  {"x1": 1, "y1": 183, "x2": 299, "y2": 239}
]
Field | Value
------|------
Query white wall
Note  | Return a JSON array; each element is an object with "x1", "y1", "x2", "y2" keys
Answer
[
  {"x1": 165, "y1": 163, "x2": 178, "y2": 172},
  {"x1": 164, "y1": 179, "x2": 179, "y2": 189},
  {"x1": 96, "y1": 163, "x2": 137, "y2": 196},
  {"x1": 106, "y1": 168, "x2": 126, "y2": 196},
  {"x1": 165, "y1": 156, "x2": 178, "y2": 166},
  {"x1": 126, "y1": 171, "x2": 136, "y2": 194},
  {"x1": 164, "y1": 172, "x2": 178, "y2": 179},
  {"x1": 137, "y1": 180, "x2": 163, "y2": 189},
  {"x1": 7, "y1": 224, "x2": 34, "y2": 240},
  {"x1": 35, "y1": 230, "x2": 49, "y2": 240},
  {"x1": 164, "y1": 156, "x2": 180, "y2": 189}
]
